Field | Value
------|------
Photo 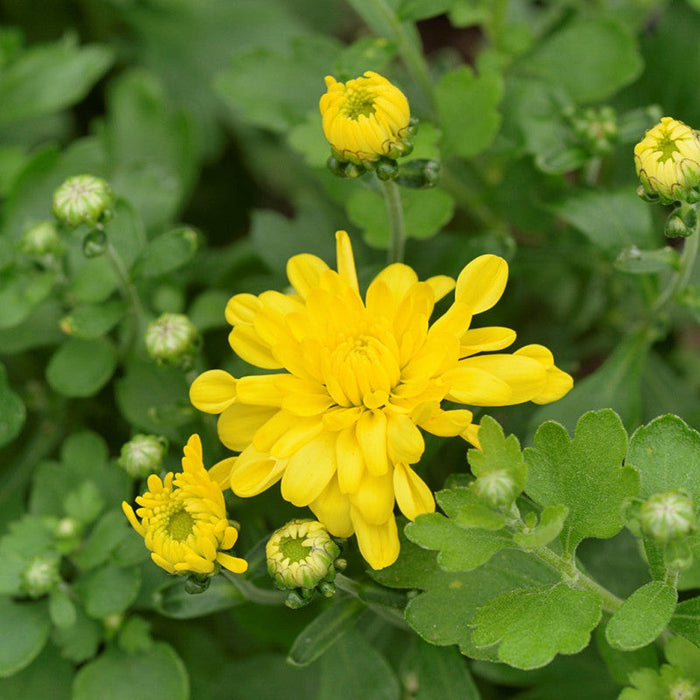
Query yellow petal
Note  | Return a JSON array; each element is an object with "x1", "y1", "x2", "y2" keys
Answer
[
  {"x1": 393, "y1": 463, "x2": 435, "y2": 520},
  {"x1": 356, "y1": 410, "x2": 389, "y2": 477},
  {"x1": 386, "y1": 412, "x2": 425, "y2": 465},
  {"x1": 310, "y1": 476, "x2": 354, "y2": 538},
  {"x1": 429, "y1": 301, "x2": 472, "y2": 339},
  {"x1": 189, "y1": 369, "x2": 237, "y2": 414},
  {"x1": 460, "y1": 326, "x2": 516, "y2": 356},
  {"x1": 350, "y1": 509, "x2": 400, "y2": 570},
  {"x1": 418, "y1": 408, "x2": 474, "y2": 437},
  {"x1": 281, "y1": 432, "x2": 337, "y2": 506},
  {"x1": 225, "y1": 293, "x2": 260, "y2": 326},
  {"x1": 335, "y1": 230, "x2": 360, "y2": 294},
  {"x1": 455, "y1": 255, "x2": 508, "y2": 314},
  {"x1": 236, "y1": 374, "x2": 286, "y2": 406},
  {"x1": 425, "y1": 274, "x2": 455, "y2": 302},
  {"x1": 372, "y1": 263, "x2": 418, "y2": 304},
  {"x1": 532, "y1": 366, "x2": 574, "y2": 404},
  {"x1": 229, "y1": 325, "x2": 281, "y2": 369},
  {"x1": 216, "y1": 552, "x2": 248, "y2": 574},
  {"x1": 402, "y1": 333, "x2": 459, "y2": 382},
  {"x1": 181, "y1": 433, "x2": 203, "y2": 470},
  {"x1": 336, "y1": 427, "x2": 364, "y2": 494},
  {"x1": 253, "y1": 410, "x2": 324, "y2": 459},
  {"x1": 462, "y1": 422, "x2": 481, "y2": 448},
  {"x1": 444, "y1": 366, "x2": 512, "y2": 405},
  {"x1": 217, "y1": 403, "x2": 277, "y2": 452},
  {"x1": 122, "y1": 501, "x2": 145, "y2": 536},
  {"x1": 208, "y1": 456, "x2": 237, "y2": 490},
  {"x1": 229, "y1": 445, "x2": 286, "y2": 497},
  {"x1": 287, "y1": 253, "x2": 329, "y2": 299},
  {"x1": 350, "y1": 470, "x2": 395, "y2": 524},
  {"x1": 365, "y1": 278, "x2": 395, "y2": 322}
]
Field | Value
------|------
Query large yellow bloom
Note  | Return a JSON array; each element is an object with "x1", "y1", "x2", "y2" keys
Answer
[
  {"x1": 320, "y1": 71, "x2": 412, "y2": 164},
  {"x1": 190, "y1": 232, "x2": 573, "y2": 570},
  {"x1": 122, "y1": 434, "x2": 248, "y2": 576},
  {"x1": 635, "y1": 116, "x2": 700, "y2": 203}
]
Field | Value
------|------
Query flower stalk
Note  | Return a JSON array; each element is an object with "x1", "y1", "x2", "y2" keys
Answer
[{"x1": 380, "y1": 178, "x2": 406, "y2": 264}]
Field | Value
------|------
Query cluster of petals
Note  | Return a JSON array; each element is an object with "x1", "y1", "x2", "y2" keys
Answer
[
  {"x1": 319, "y1": 71, "x2": 411, "y2": 164},
  {"x1": 634, "y1": 116, "x2": 700, "y2": 202},
  {"x1": 122, "y1": 434, "x2": 248, "y2": 576},
  {"x1": 190, "y1": 231, "x2": 572, "y2": 570}
]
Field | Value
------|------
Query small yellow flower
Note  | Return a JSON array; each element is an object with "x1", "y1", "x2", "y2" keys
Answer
[
  {"x1": 122, "y1": 434, "x2": 247, "y2": 576},
  {"x1": 190, "y1": 231, "x2": 572, "y2": 570},
  {"x1": 320, "y1": 71, "x2": 412, "y2": 165},
  {"x1": 634, "y1": 116, "x2": 700, "y2": 203}
]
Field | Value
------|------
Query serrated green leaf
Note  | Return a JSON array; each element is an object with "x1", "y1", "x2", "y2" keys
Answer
[
  {"x1": 407, "y1": 512, "x2": 513, "y2": 571},
  {"x1": 288, "y1": 597, "x2": 365, "y2": 667},
  {"x1": 513, "y1": 505, "x2": 569, "y2": 550},
  {"x1": 435, "y1": 66, "x2": 503, "y2": 158},
  {"x1": 471, "y1": 583, "x2": 602, "y2": 669},
  {"x1": 73, "y1": 643, "x2": 188, "y2": 700},
  {"x1": 524, "y1": 409, "x2": 640, "y2": 555},
  {"x1": 627, "y1": 415, "x2": 700, "y2": 502},
  {"x1": 0, "y1": 598, "x2": 50, "y2": 677},
  {"x1": 522, "y1": 17, "x2": 642, "y2": 103},
  {"x1": 46, "y1": 337, "x2": 117, "y2": 398},
  {"x1": 347, "y1": 186, "x2": 455, "y2": 249},
  {"x1": 133, "y1": 227, "x2": 198, "y2": 279},
  {"x1": 79, "y1": 563, "x2": 140, "y2": 619},
  {"x1": 669, "y1": 596, "x2": 700, "y2": 646},
  {"x1": 0, "y1": 37, "x2": 113, "y2": 127},
  {"x1": 0, "y1": 361, "x2": 26, "y2": 447},
  {"x1": 606, "y1": 582, "x2": 678, "y2": 651}
]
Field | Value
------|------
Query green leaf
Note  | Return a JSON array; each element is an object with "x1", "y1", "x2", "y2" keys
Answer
[
  {"x1": 552, "y1": 190, "x2": 655, "y2": 257},
  {"x1": 347, "y1": 187, "x2": 455, "y2": 249},
  {"x1": 0, "y1": 598, "x2": 50, "y2": 677},
  {"x1": 524, "y1": 409, "x2": 640, "y2": 555},
  {"x1": 435, "y1": 66, "x2": 503, "y2": 158},
  {"x1": 79, "y1": 563, "x2": 141, "y2": 619},
  {"x1": 49, "y1": 588, "x2": 77, "y2": 629},
  {"x1": 398, "y1": 0, "x2": 460, "y2": 21},
  {"x1": 188, "y1": 289, "x2": 231, "y2": 332},
  {"x1": 669, "y1": 596, "x2": 700, "y2": 646},
  {"x1": 287, "y1": 597, "x2": 365, "y2": 667},
  {"x1": 74, "y1": 510, "x2": 131, "y2": 571},
  {"x1": 61, "y1": 300, "x2": 125, "y2": 340},
  {"x1": 154, "y1": 575, "x2": 246, "y2": 619},
  {"x1": 513, "y1": 505, "x2": 569, "y2": 550},
  {"x1": 0, "y1": 645, "x2": 73, "y2": 700},
  {"x1": 522, "y1": 17, "x2": 642, "y2": 103},
  {"x1": 51, "y1": 605, "x2": 102, "y2": 663},
  {"x1": 0, "y1": 268, "x2": 54, "y2": 329},
  {"x1": 46, "y1": 337, "x2": 117, "y2": 398},
  {"x1": 214, "y1": 35, "x2": 340, "y2": 132},
  {"x1": 68, "y1": 256, "x2": 119, "y2": 304},
  {"x1": 332, "y1": 37, "x2": 398, "y2": 79},
  {"x1": 73, "y1": 643, "x2": 188, "y2": 700},
  {"x1": 133, "y1": 227, "x2": 199, "y2": 278},
  {"x1": 0, "y1": 361, "x2": 26, "y2": 447},
  {"x1": 471, "y1": 584, "x2": 602, "y2": 670},
  {"x1": 318, "y1": 628, "x2": 400, "y2": 700},
  {"x1": 606, "y1": 582, "x2": 678, "y2": 651},
  {"x1": 627, "y1": 415, "x2": 700, "y2": 502},
  {"x1": 614, "y1": 246, "x2": 680, "y2": 274},
  {"x1": 404, "y1": 548, "x2": 558, "y2": 660},
  {"x1": 595, "y1": 624, "x2": 659, "y2": 686},
  {"x1": 0, "y1": 36, "x2": 113, "y2": 127},
  {"x1": 406, "y1": 512, "x2": 513, "y2": 571},
  {"x1": 529, "y1": 331, "x2": 650, "y2": 437}
]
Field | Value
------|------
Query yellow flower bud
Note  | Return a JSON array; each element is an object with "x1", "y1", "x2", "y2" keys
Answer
[
  {"x1": 634, "y1": 117, "x2": 700, "y2": 204},
  {"x1": 319, "y1": 71, "x2": 412, "y2": 165}
]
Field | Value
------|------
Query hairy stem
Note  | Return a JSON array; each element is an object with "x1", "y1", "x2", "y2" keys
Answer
[{"x1": 380, "y1": 178, "x2": 406, "y2": 264}]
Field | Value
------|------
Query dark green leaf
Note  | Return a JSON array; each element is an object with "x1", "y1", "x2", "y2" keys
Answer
[
  {"x1": 51, "y1": 605, "x2": 102, "y2": 663},
  {"x1": 669, "y1": 596, "x2": 700, "y2": 646},
  {"x1": 79, "y1": 563, "x2": 141, "y2": 619},
  {"x1": 61, "y1": 300, "x2": 125, "y2": 340},
  {"x1": 0, "y1": 268, "x2": 54, "y2": 329},
  {"x1": 0, "y1": 645, "x2": 72, "y2": 700},
  {"x1": 333, "y1": 37, "x2": 398, "y2": 79},
  {"x1": 614, "y1": 246, "x2": 680, "y2": 274},
  {"x1": 595, "y1": 624, "x2": 659, "y2": 686},
  {"x1": 133, "y1": 227, "x2": 199, "y2": 278},
  {"x1": 0, "y1": 361, "x2": 26, "y2": 447},
  {"x1": 154, "y1": 575, "x2": 246, "y2": 619},
  {"x1": 0, "y1": 598, "x2": 50, "y2": 677},
  {"x1": 46, "y1": 337, "x2": 117, "y2": 397}
]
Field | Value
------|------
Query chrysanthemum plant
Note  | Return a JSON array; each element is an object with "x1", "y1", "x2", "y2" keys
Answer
[{"x1": 0, "y1": 2, "x2": 699, "y2": 698}]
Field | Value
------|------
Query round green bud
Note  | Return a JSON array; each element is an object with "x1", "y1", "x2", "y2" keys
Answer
[
  {"x1": 118, "y1": 434, "x2": 168, "y2": 478},
  {"x1": 667, "y1": 677, "x2": 698, "y2": 700},
  {"x1": 53, "y1": 175, "x2": 114, "y2": 228},
  {"x1": 82, "y1": 228, "x2": 108, "y2": 257},
  {"x1": 266, "y1": 519, "x2": 341, "y2": 592},
  {"x1": 144, "y1": 313, "x2": 199, "y2": 368},
  {"x1": 184, "y1": 573, "x2": 211, "y2": 595},
  {"x1": 640, "y1": 490, "x2": 696, "y2": 542},
  {"x1": 22, "y1": 553, "x2": 61, "y2": 598},
  {"x1": 375, "y1": 159, "x2": 399, "y2": 181},
  {"x1": 473, "y1": 469, "x2": 520, "y2": 507},
  {"x1": 18, "y1": 221, "x2": 63, "y2": 258}
]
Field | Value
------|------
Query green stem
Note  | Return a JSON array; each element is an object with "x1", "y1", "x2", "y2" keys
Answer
[
  {"x1": 335, "y1": 574, "x2": 410, "y2": 630},
  {"x1": 380, "y1": 178, "x2": 406, "y2": 264},
  {"x1": 105, "y1": 242, "x2": 147, "y2": 354},
  {"x1": 532, "y1": 545, "x2": 625, "y2": 614},
  {"x1": 652, "y1": 212, "x2": 699, "y2": 313}
]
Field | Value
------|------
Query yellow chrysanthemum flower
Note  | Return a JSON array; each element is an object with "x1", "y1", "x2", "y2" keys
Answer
[
  {"x1": 122, "y1": 434, "x2": 248, "y2": 576},
  {"x1": 190, "y1": 231, "x2": 572, "y2": 570},
  {"x1": 634, "y1": 116, "x2": 700, "y2": 203},
  {"x1": 320, "y1": 71, "x2": 412, "y2": 165}
]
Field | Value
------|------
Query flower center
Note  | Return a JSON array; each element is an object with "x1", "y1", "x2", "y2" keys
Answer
[
  {"x1": 327, "y1": 333, "x2": 400, "y2": 409},
  {"x1": 278, "y1": 536, "x2": 311, "y2": 564},
  {"x1": 342, "y1": 86, "x2": 376, "y2": 120},
  {"x1": 167, "y1": 505, "x2": 195, "y2": 542},
  {"x1": 653, "y1": 132, "x2": 681, "y2": 163}
]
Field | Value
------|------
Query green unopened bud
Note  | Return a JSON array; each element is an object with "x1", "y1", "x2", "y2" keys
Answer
[
  {"x1": 472, "y1": 469, "x2": 520, "y2": 507},
  {"x1": 184, "y1": 573, "x2": 211, "y2": 595},
  {"x1": 572, "y1": 106, "x2": 618, "y2": 156},
  {"x1": 118, "y1": 434, "x2": 168, "y2": 478},
  {"x1": 144, "y1": 313, "x2": 199, "y2": 368},
  {"x1": 667, "y1": 677, "x2": 698, "y2": 700},
  {"x1": 665, "y1": 203, "x2": 698, "y2": 238},
  {"x1": 82, "y1": 228, "x2": 108, "y2": 257},
  {"x1": 640, "y1": 490, "x2": 696, "y2": 542},
  {"x1": 375, "y1": 158, "x2": 399, "y2": 181},
  {"x1": 266, "y1": 519, "x2": 341, "y2": 595},
  {"x1": 635, "y1": 117, "x2": 700, "y2": 204},
  {"x1": 53, "y1": 175, "x2": 114, "y2": 228},
  {"x1": 18, "y1": 221, "x2": 63, "y2": 259},
  {"x1": 396, "y1": 158, "x2": 441, "y2": 189},
  {"x1": 22, "y1": 553, "x2": 61, "y2": 598}
]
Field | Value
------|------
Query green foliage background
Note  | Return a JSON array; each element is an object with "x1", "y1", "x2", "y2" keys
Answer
[{"x1": 0, "y1": 0, "x2": 699, "y2": 698}]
